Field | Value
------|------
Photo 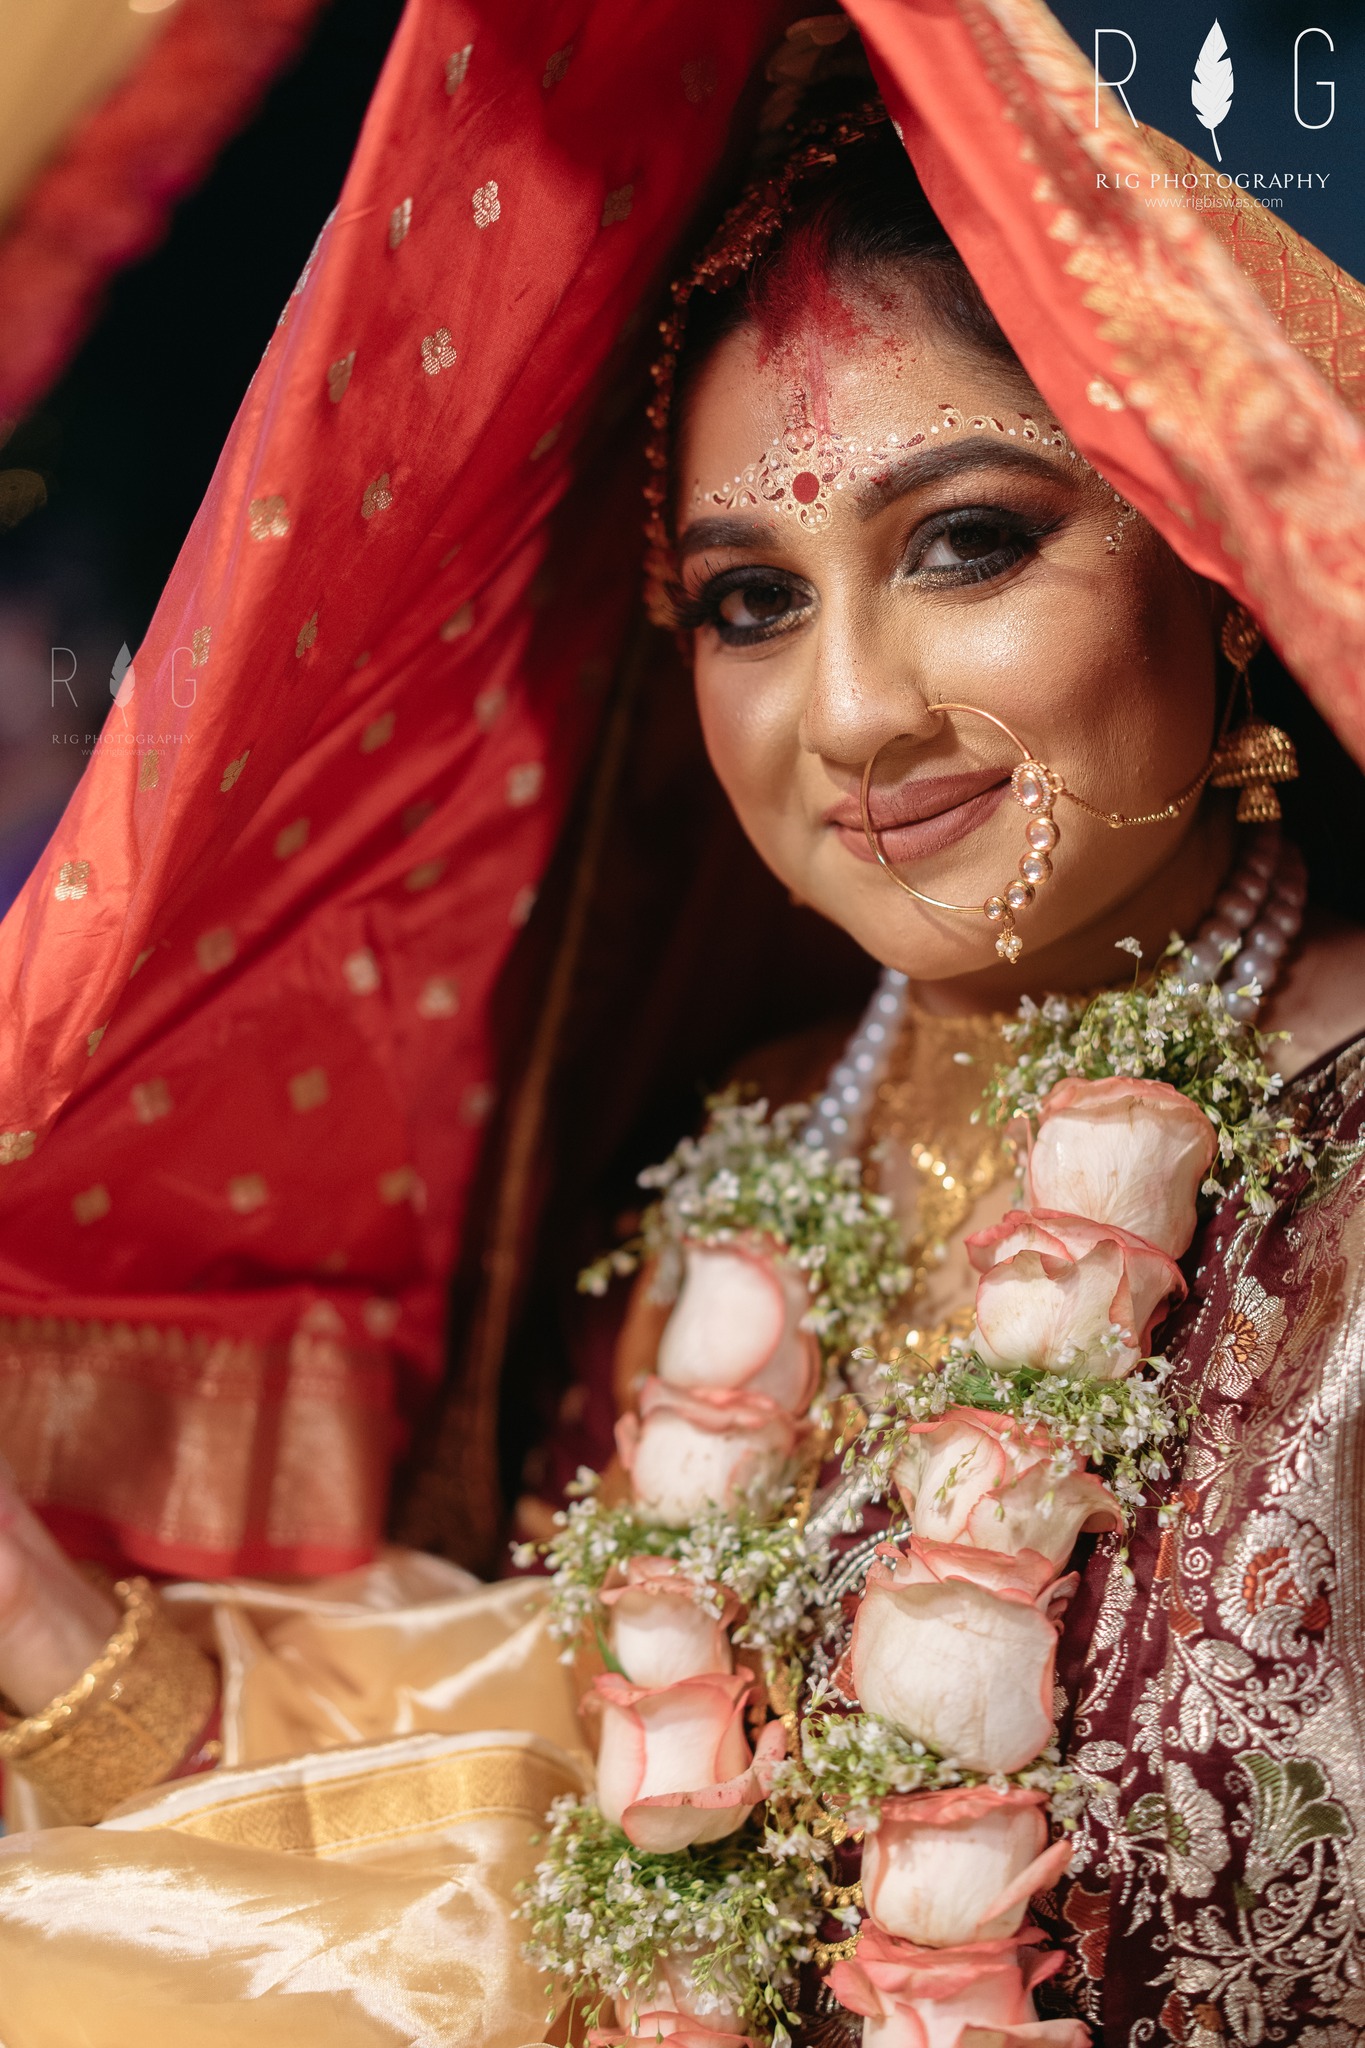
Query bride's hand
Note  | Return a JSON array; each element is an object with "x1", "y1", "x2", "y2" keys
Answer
[{"x1": 0, "y1": 1461, "x2": 118, "y2": 1715}]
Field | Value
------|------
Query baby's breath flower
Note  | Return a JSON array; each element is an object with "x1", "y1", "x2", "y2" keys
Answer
[
  {"x1": 983, "y1": 951, "x2": 1310, "y2": 1211},
  {"x1": 519, "y1": 1797, "x2": 821, "y2": 2032},
  {"x1": 848, "y1": 1347, "x2": 1181, "y2": 1522},
  {"x1": 789, "y1": 1705, "x2": 1084, "y2": 1835},
  {"x1": 578, "y1": 1090, "x2": 909, "y2": 1356},
  {"x1": 529, "y1": 1469, "x2": 833, "y2": 1668}
]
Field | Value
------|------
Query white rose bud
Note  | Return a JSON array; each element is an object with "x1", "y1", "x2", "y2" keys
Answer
[
  {"x1": 862, "y1": 1786, "x2": 1072, "y2": 1947},
  {"x1": 967, "y1": 1209, "x2": 1185, "y2": 1378},
  {"x1": 845, "y1": 1540, "x2": 1076, "y2": 1775},
  {"x1": 656, "y1": 1238, "x2": 819, "y2": 1413},
  {"x1": 1028, "y1": 1075, "x2": 1217, "y2": 1258},
  {"x1": 601, "y1": 1558, "x2": 737, "y2": 1686},
  {"x1": 615, "y1": 1379, "x2": 804, "y2": 1524},
  {"x1": 893, "y1": 1407, "x2": 1121, "y2": 1570}
]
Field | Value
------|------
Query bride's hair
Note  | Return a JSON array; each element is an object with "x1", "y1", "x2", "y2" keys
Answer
[{"x1": 674, "y1": 117, "x2": 1021, "y2": 433}]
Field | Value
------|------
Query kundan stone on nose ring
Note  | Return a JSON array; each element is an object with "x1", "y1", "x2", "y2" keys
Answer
[
  {"x1": 859, "y1": 705, "x2": 1061, "y2": 963},
  {"x1": 860, "y1": 697, "x2": 1222, "y2": 963}
]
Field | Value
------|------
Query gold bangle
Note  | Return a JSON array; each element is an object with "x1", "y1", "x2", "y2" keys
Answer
[{"x1": 0, "y1": 1577, "x2": 217, "y2": 1824}]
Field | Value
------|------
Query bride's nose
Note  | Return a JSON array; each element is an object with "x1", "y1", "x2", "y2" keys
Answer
[{"x1": 796, "y1": 589, "x2": 939, "y2": 772}]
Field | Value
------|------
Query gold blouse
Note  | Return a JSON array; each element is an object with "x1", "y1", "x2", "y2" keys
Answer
[{"x1": 863, "y1": 999, "x2": 1017, "y2": 1360}]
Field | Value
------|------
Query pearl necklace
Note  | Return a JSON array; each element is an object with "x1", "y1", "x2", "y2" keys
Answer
[
  {"x1": 1175, "y1": 829, "x2": 1306, "y2": 1020},
  {"x1": 802, "y1": 969, "x2": 910, "y2": 1159},
  {"x1": 804, "y1": 830, "x2": 1305, "y2": 1156}
]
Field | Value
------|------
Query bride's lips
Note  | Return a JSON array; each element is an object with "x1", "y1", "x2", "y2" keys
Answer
[{"x1": 825, "y1": 769, "x2": 1011, "y2": 865}]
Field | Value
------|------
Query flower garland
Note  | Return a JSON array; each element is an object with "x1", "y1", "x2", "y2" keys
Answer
[
  {"x1": 519, "y1": 1093, "x2": 903, "y2": 2044},
  {"x1": 579, "y1": 1091, "x2": 910, "y2": 1357},
  {"x1": 526, "y1": 1470, "x2": 833, "y2": 1672},
  {"x1": 524, "y1": 950, "x2": 1300, "y2": 2047},
  {"x1": 808, "y1": 950, "x2": 1300, "y2": 2046},
  {"x1": 521, "y1": 1795, "x2": 824, "y2": 2041}
]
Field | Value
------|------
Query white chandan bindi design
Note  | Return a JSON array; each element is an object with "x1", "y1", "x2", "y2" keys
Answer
[{"x1": 691, "y1": 398, "x2": 1135, "y2": 548}]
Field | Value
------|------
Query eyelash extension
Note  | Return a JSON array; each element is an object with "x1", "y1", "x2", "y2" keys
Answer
[
  {"x1": 906, "y1": 506, "x2": 1062, "y2": 587},
  {"x1": 671, "y1": 563, "x2": 809, "y2": 644},
  {"x1": 665, "y1": 554, "x2": 735, "y2": 634},
  {"x1": 667, "y1": 584, "x2": 718, "y2": 635}
]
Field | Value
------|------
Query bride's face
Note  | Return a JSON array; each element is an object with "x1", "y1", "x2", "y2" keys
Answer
[{"x1": 678, "y1": 292, "x2": 1223, "y2": 985}]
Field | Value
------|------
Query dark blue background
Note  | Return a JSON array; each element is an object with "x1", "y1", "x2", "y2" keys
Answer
[{"x1": 1050, "y1": 0, "x2": 1365, "y2": 277}]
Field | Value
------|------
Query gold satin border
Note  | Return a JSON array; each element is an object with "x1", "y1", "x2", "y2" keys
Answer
[{"x1": 163, "y1": 1746, "x2": 580, "y2": 1857}]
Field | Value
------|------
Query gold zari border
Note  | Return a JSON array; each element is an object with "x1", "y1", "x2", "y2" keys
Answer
[{"x1": 162, "y1": 1745, "x2": 580, "y2": 1858}]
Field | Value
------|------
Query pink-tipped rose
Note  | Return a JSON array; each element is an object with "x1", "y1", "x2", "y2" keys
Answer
[
  {"x1": 616, "y1": 1379, "x2": 804, "y2": 1524},
  {"x1": 1028, "y1": 1075, "x2": 1217, "y2": 1258},
  {"x1": 893, "y1": 1408, "x2": 1121, "y2": 1570},
  {"x1": 844, "y1": 1542, "x2": 1075, "y2": 1775},
  {"x1": 827, "y1": 1924, "x2": 1090, "y2": 2048},
  {"x1": 862, "y1": 1787, "x2": 1072, "y2": 1948},
  {"x1": 601, "y1": 1558, "x2": 738, "y2": 1687},
  {"x1": 656, "y1": 1239, "x2": 820, "y2": 1413},
  {"x1": 589, "y1": 1669, "x2": 786, "y2": 1852},
  {"x1": 967, "y1": 1210, "x2": 1185, "y2": 1377}
]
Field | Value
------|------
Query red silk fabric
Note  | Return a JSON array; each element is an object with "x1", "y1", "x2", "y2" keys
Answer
[
  {"x1": 1, "y1": 0, "x2": 1363, "y2": 1576},
  {"x1": 0, "y1": 0, "x2": 787, "y2": 1575}
]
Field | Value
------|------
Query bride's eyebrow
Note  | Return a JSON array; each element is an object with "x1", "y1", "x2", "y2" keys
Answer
[
  {"x1": 852, "y1": 437, "x2": 1070, "y2": 513},
  {"x1": 675, "y1": 513, "x2": 779, "y2": 560}
]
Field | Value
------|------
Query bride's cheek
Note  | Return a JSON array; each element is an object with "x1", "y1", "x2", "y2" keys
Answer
[{"x1": 694, "y1": 661, "x2": 806, "y2": 849}]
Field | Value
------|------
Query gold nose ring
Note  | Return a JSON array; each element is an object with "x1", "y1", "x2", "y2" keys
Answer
[{"x1": 858, "y1": 703, "x2": 1061, "y2": 963}]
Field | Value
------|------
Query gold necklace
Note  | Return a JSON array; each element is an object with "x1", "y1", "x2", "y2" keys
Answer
[{"x1": 861, "y1": 998, "x2": 1018, "y2": 1363}]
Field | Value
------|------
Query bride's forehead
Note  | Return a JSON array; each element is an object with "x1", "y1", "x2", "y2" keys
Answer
[{"x1": 678, "y1": 320, "x2": 1037, "y2": 474}]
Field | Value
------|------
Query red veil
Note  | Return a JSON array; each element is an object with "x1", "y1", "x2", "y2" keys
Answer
[{"x1": 0, "y1": 0, "x2": 1361, "y2": 1580}]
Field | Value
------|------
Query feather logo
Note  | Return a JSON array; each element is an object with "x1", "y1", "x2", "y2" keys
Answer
[{"x1": 1192, "y1": 20, "x2": 1234, "y2": 162}]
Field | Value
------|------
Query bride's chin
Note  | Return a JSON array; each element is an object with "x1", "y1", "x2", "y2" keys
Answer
[
  {"x1": 800, "y1": 845, "x2": 990, "y2": 969},
  {"x1": 806, "y1": 880, "x2": 999, "y2": 982}
]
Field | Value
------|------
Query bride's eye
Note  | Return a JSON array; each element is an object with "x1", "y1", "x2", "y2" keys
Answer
[
  {"x1": 910, "y1": 507, "x2": 1055, "y2": 587},
  {"x1": 719, "y1": 580, "x2": 794, "y2": 629},
  {"x1": 676, "y1": 568, "x2": 813, "y2": 645}
]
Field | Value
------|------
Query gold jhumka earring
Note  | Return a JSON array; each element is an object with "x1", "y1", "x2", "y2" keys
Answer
[
  {"x1": 860, "y1": 704, "x2": 1218, "y2": 964},
  {"x1": 1209, "y1": 607, "x2": 1299, "y2": 822}
]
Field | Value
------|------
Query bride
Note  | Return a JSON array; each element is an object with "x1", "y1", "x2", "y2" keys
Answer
[{"x1": 2, "y1": 5, "x2": 1365, "y2": 2044}]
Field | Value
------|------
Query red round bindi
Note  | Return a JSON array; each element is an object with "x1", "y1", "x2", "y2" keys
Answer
[{"x1": 791, "y1": 470, "x2": 821, "y2": 504}]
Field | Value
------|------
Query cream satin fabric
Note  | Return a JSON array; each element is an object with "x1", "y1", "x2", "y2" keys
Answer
[{"x1": 0, "y1": 1552, "x2": 586, "y2": 2046}]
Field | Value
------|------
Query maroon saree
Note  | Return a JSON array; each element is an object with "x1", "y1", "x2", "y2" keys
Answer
[{"x1": 1048, "y1": 1037, "x2": 1365, "y2": 2042}]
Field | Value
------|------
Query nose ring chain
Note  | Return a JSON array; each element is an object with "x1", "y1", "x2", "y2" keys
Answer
[{"x1": 859, "y1": 704, "x2": 1213, "y2": 963}]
